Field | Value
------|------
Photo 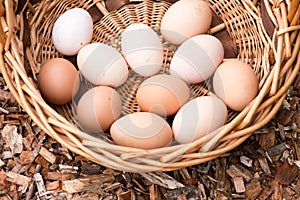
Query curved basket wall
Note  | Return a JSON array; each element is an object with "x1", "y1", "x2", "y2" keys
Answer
[{"x1": 0, "y1": 0, "x2": 299, "y2": 172}]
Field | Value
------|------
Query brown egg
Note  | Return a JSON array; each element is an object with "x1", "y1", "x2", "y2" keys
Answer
[
  {"x1": 38, "y1": 58, "x2": 79, "y2": 105},
  {"x1": 213, "y1": 60, "x2": 259, "y2": 111},
  {"x1": 77, "y1": 86, "x2": 122, "y2": 133},
  {"x1": 110, "y1": 112, "x2": 173, "y2": 149},
  {"x1": 136, "y1": 74, "x2": 190, "y2": 116}
]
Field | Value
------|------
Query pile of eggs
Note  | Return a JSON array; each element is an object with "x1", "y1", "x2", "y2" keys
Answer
[{"x1": 37, "y1": 0, "x2": 259, "y2": 150}]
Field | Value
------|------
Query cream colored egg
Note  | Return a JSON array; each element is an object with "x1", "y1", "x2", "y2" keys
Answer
[
  {"x1": 136, "y1": 74, "x2": 190, "y2": 116},
  {"x1": 52, "y1": 8, "x2": 93, "y2": 56},
  {"x1": 213, "y1": 60, "x2": 259, "y2": 111},
  {"x1": 172, "y1": 96, "x2": 227, "y2": 144},
  {"x1": 77, "y1": 43, "x2": 129, "y2": 87},
  {"x1": 110, "y1": 112, "x2": 173, "y2": 149},
  {"x1": 121, "y1": 23, "x2": 163, "y2": 76},
  {"x1": 161, "y1": 0, "x2": 212, "y2": 45},
  {"x1": 170, "y1": 34, "x2": 224, "y2": 84},
  {"x1": 77, "y1": 86, "x2": 122, "y2": 133}
]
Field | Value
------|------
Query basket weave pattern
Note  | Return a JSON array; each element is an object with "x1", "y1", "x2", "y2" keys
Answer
[{"x1": 0, "y1": 0, "x2": 299, "y2": 172}]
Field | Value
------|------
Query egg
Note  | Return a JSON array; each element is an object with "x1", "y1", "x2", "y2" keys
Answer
[
  {"x1": 121, "y1": 23, "x2": 164, "y2": 77},
  {"x1": 170, "y1": 34, "x2": 224, "y2": 84},
  {"x1": 52, "y1": 8, "x2": 93, "y2": 56},
  {"x1": 38, "y1": 58, "x2": 79, "y2": 105},
  {"x1": 136, "y1": 74, "x2": 190, "y2": 116},
  {"x1": 213, "y1": 60, "x2": 259, "y2": 111},
  {"x1": 77, "y1": 43, "x2": 129, "y2": 87},
  {"x1": 110, "y1": 112, "x2": 173, "y2": 149},
  {"x1": 172, "y1": 96, "x2": 227, "y2": 144},
  {"x1": 160, "y1": 0, "x2": 212, "y2": 45},
  {"x1": 77, "y1": 86, "x2": 122, "y2": 133}
]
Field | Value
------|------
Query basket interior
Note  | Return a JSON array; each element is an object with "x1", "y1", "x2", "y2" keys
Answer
[{"x1": 27, "y1": 0, "x2": 268, "y2": 149}]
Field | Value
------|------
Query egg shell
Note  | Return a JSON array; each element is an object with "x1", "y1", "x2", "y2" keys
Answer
[
  {"x1": 38, "y1": 58, "x2": 79, "y2": 105},
  {"x1": 77, "y1": 43, "x2": 129, "y2": 87},
  {"x1": 172, "y1": 96, "x2": 228, "y2": 144},
  {"x1": 52, "y1": 8, "x2": 93, "y2": 56},
  {"x1": 213, "y1": 60, "x2": 259, "y2": 111},
  {"x1": 161, "y1": 0, "x2": 212, "y2": 45},
  {"x1": 77, "y1": 86, "x2": 122, "y2": 133},
  {"x1": 170, "y1": 34, "x2": 224, "y2": 84},
  {"x1": 121, "y1": 23, "x2": 164, "y2": 77},
  {"x1": 136, "y1": 74, "x2": 190, "y2": 116},
  {"x1": 110, "y1": 112, "x2": 173, "y2": 149}
]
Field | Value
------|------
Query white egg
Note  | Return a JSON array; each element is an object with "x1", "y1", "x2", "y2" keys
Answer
[
  {"x1": 121, "y1": 23, "x2": 163, "y2": 77},
  {"x1": 77, "y1": 43, "x2": 129, "y2": 87},
  {"x1": 52, "y1": 8, "x2": 93, "y2": 56},
  {"x1": 172, "y1": 96, "x2": 227, "y2": 144},
  {"x1": 170, "y1": 34, "x2": 224, "y2": 84}
]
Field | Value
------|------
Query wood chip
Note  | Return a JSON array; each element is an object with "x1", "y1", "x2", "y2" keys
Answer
[
  {"x1": 59, "y1": 164, "x2": 79, "y2": 174},
  {"x1": 274, "y1": 108, "x2": 294, "y2": 125},
  {"x1": 35, "y1": 156, "x2": 51, "y2": 170},
  {"x1": 272, "y1": 180, "x2": 283, "y2": 200},
  {"x1": 232, "y1": 176, "x2": 245, "y2": 193},
  {"x1": 81, "y1": 164, "x2": 102, "y2": 175},
  {"x1": 132, "y1": 176, "x2": 146, "y2": 191},
  {"x1": 118, "y1": 190, "x2": 133, "y2": 200},
  {"x1": 182, "y1": 178, "x2": 198, "y2": 185},
  {"x1": 258, "y1": 158, "x2": 271, "y2": 174},
  {"x1": 44, "y1": 172, "x2": 62, "y2": 181},
  {"x1": 6, "y1": 172, "x2": 31, "y2": 186},
  {"x1": 62, "y1": 174, "x2": 115, "y2": 193},
  {"x1": 0, "y1": 89, "x2": 17, "y2": 104},
  {"x1": 226, "y1": 164, "x2": 253, "y2": 182},
  {"x1": 240, "y1": 155, "x2": 253, "y2": 167},
  {"x1": 267, "y1": 143, "x2": 288, "y2": 157},
  {"x1": 139, "y1": 172, "x2": 185, "y2": 189},
  {"x1": 275, "y1": 160, "x2": 299, "y2": 185},
  {"x1": 34, "y1": 172, "x2": 48, "y2": 199},
  {"x1": 1, "y1": 125, "x2": 22, "y2": 155},
  {"x1": 245, "y1": 178, "x2": 262, "y2": 200},
  {"x1": 292, "y1": 112, "x2": 300, "y2": 131},
  {"x1": 198, "y1": 183, "x2": 207, "y2": 199},
  {"x1": 0, "y1": 159, "x2": 4, "y2": 167},
  {"x1": 259, "y1": 129, "x2": 276, "y2": 150},
  {"x1": 9, "y1": 184, "x2": 19, "y2": 199},
  {"x1": 215, "y1": 158, "x2": 231, "y2": 193},
  {"x1": 257, "y1": 187, "x2": 273, "y2": 200},
  {"x1": 149, "y1": 184, "x2": 163, "y2": 200},
  {"x1": 166, "y1": 185, "x2": 202, "y2": 200},
  {"x1": 19, "y1": 150, "x2": 33, "y2": 165},
  {"x1": 2, "y1": 151, "x2": 13, "y2": 160},
  {"x1": 283, "y1": 186, "x2": 295, "y2": 199},
  {"x1": 45, "y1": 180, "x2": 61, "y2": 191},
  {"x1": 295, "y1": 179, "x2": 300, "y2": 196},
  {"x1": 11, "y1": 163, "x2": 23, "y2": 174},
  {"x1": 0, "y1": 171, "x2": 8, "y2": 193},
  {"x1": 103, "y1": 182, "x2": 122, "y2": 192},
  {"x1": 0, "y1": 114, "x2": 4, "y2": 128},
  {"x1": 39, "y1": 146, "x2": 57, "y2": 164}
]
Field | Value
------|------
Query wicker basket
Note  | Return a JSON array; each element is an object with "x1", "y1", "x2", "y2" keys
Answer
[{"x1": 0, "y1": 0, "x2": 299, "y2": 172}]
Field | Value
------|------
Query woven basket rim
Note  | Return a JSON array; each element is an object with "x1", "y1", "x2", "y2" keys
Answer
[{"x1": 0, "y1": 0, "x2": 299, "y2": 172}]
